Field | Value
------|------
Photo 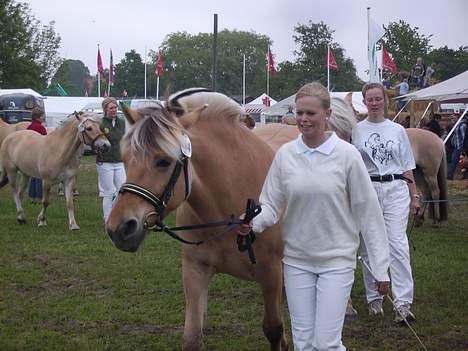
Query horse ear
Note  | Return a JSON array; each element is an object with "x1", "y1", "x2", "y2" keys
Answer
[
  {"x1": 120, "y1": 103, "x2": 143, "y2": 125},
  {"x1": 179, "y1": 104, "x2": 208, "y2": 129},
  {"x1": 344, "y1": 93, "x2": 358, "y2": 118}
]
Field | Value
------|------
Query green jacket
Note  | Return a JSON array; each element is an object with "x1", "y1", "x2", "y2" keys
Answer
[{"x1": 97, "y1": 116, "x2": 125, "y2": 163}]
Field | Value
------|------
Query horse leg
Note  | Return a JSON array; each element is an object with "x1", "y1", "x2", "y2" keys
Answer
[
  {"x1": 37, "y1": 180, "x2": 52, "y2": 227},
  {"x1": 182, "y1": 260, "x2": 212, "y2": 351},
  {"x1": 11, "y1": 172, "x2": 28, "y2": 224},
  {"x1": 424, "y1": 174, "x2": 441, "y2": 226},
  {"x1": 258, "y1": 260, "x2": 288, "y2": 351},
  {"x1": 65, "y1": 177, "x2": 80, "y2": 230}
]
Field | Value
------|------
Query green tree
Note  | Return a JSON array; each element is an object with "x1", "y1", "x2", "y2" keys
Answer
[
  {"x1": 382, "y1": 20, "x2": 432, "y2": 74},
  {"x1": 0, "y1": 0, "x2": 61, "y2": 91},
  {"x1": 427, "y1": 46, "x2": 468, "y2": 82},
  {"x1": 271, "y1": 21, "x2": 362, "y2": 98},
  {"x1": 152, "y1": 30, "x2": 272, "y2": 98},
  {"x1": 112, "y1": 50, "x2": 145, "y2": 98},
  {"x1": 51, "y1": 59, "x2": 90, "y2": 96}
]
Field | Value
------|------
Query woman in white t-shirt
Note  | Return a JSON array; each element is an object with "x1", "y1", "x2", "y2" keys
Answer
[
  {"x1": 239, "y1": 82, "x2": 390, "y2": 351},
  {"x1": 352, "y1": 82, "x2": 420, "y2": 324}
]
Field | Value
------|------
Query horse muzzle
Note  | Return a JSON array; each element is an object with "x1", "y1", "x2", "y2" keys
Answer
[
  {"x1": 106, "y1": 217, "x2": 146, "y2": 252},
  {"x1": 95, "y1": 139, "x2": 111, "y2": 153}
]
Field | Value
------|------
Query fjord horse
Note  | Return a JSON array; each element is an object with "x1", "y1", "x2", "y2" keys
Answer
[
  {"x1": 106, "y1": 89, "x2": 287, "y2": 350},
  {"x1": 0, "y1": 112, "x2": 110, "y2": 230},
  {"x1": 0, "y1": 119, "x2": 29, "y2": 148},
  {"x1": 257, "y1": 120, "x2": 448, "y2": 225}
]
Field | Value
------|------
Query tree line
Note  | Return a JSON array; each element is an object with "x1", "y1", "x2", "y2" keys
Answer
[{"x1": 1, "y1": 0, "x2": 468, "y2": 101}]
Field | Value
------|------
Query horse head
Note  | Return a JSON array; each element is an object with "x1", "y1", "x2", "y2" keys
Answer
[
  {"x1": 106, "y1": 101, "x2": 202, "y2": 252},
  {"x1": 74, "y1": 112, "x2": 111, "y2": 153}
]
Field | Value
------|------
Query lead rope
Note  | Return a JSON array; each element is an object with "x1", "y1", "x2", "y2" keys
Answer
[{"x1": 358, "y1": 257, "x2": 428, "y2": 351}]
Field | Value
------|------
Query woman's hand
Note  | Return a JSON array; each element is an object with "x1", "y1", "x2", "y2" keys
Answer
[
  {"x1": 411, "y1": 195, "x2": 421, "y2": 215},
  {"x1": 237, "y1": 223, "x2": 252, "y2": 236},
  {"x1": 376, "y1": 281, "x2": 390, "y2": 295}
]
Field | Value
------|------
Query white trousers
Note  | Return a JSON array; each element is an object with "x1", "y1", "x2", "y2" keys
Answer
[
  {"x1": 97, "y1": 162, "x2": 126, "y2": 221},
  {"x1": 360, "y1": 180, "x2": 414, "y2": 307},
  {"x1": 284, "y1": 263, "x2": 354, "y2": 351}
]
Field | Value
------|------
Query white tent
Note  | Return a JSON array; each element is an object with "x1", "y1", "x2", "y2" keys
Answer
[
  {"x1": 262, "y1": 92, "x2": 367, "y2": 119},
  {"x1": 0, "y1": 88, "x2": 43, "y2": 98},
  {"x1": 44, "y1": 96, "x2": 103, "y2": 128},
  {"x1": 401, "y1": 70, "x2": 468, "y2": 103},
  {"x1": 248, "y1": 93, "x2": 277, "y2": 106}
]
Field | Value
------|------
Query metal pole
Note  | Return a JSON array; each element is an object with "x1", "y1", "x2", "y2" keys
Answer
[
  {"x1": 212, "y1": 14, "x2": 218, "y2": 91},
  {"x1": 242, "y1": 54, "x2": 246, "y2": 106},
  {"x1": 444, "y1": 108, "x2": 468, "y2": 144},
  {"x1": 144, "y1": 46, "x2": 147, "y2": 99}
]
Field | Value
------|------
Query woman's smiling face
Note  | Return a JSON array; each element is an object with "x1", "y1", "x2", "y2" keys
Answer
[{"x1": 295, "y1": 95, "x2": 330, "y2": 140}]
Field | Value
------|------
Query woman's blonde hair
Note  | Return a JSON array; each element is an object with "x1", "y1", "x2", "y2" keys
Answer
[
  {"x1": 295, "y1": 82, "x2": 330, "y2": 110},
  {"x1": 102, "y1": 97, "x2": 118, "y2": 115}
]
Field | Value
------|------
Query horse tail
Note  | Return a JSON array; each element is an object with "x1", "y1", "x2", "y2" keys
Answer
[
  {"x1": 0, "y1": 168, "x2": 8, "y2": 189},
  {"x1": 437, "y1": 150, "x2": 449, "y2": 223}
]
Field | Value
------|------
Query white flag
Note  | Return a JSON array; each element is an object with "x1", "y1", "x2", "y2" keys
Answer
[{"x1": 368, "y1": 17, "x2": 385, "y2": 82}]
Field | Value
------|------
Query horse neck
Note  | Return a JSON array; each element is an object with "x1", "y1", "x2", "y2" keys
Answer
[
  {"x1": 186, "y1": 120, "x2": 271, "y2": 216},
  {"x1": 49, "y1": 119, "x2": 83, "y2": 162}
]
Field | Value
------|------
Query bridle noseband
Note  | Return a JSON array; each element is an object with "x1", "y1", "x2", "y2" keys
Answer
[
  {"x1": 75, "y1": 114, "x2": 106, "y2": 150},
  {"x1": 119, "y1": 156, "x2": 190, "y2": 225}
]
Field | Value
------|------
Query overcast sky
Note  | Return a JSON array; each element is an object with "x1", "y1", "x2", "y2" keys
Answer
[{"x1": 25, "y1": 0, "x2": 468, "y2": 83}]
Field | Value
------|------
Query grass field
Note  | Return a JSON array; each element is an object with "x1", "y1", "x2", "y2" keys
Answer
[{"x1": 1, "y1": 155, "x2": 467, "y2": 350}]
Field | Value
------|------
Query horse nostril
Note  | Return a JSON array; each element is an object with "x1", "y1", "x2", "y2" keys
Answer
[{"x1": 122, "y1": 218, "x2": 138, "y2": 240}]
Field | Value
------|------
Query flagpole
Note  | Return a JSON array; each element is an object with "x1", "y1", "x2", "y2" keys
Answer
[
  {"x1": 144, "y1": 46, "x2": 147, "y2": 99},
  {"x1": 367, "y1": 7, "x2": 371, "y2": 82},
  {"x1": 107, "y1": 49, "x2": 111, "y2": 97},
  {"x1": 242, "y1": 54, "x2": 246, "y2": 106},
  {"x1": 327, "y1": 45, "x2": 331, "y2": 92},
  {"x1": 97, "y1": 44, "x2": 101, "y2": 97},
  {"x1": 266, "y1": 46, "x2": 270, "y2": 97}
]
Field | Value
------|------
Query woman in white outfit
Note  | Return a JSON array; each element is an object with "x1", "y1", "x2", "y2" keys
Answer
[
  {"x1": 352, "y1": 82, "x2": 420, "y2": 323},
  {"x1": 239, "y1": 82, "x2": 390, "y2": 351},
  {"x1": 97, "y1": 97, "x2": 126, "y2": 222}
]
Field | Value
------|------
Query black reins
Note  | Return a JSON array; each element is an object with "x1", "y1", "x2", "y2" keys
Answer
[{"x1": 118, "y1": 155, "x2": 261, "y2": 264}]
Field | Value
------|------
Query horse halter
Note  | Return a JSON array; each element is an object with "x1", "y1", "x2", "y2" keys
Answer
[
  {"x1": 75, "y1": 114, "x2": 105, "y2": 150},
  {"x1": 119, "y1": 155, "x2": 190, "y2": 228}
]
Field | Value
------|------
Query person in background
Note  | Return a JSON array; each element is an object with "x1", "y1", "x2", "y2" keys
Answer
[
  {"x1": 411, "y1": 57, "x2": 425, "y2": 89},
  {"x1": 281, "y1": 105, "x2": 296, "y2": 125},
  {"x1": 395, "y1": 78, "x2": 409, "y2": 111},
  {"x1": 27, "y1": 108, "x2": 47, "y2": 203},
  {"x1": 352, "y1": 82, "x2": 420, "y2": 324},
  {"x1": 242, "y1": 113, "x2": 256, "y2": 130},
  {"x1": 447, "y1": 115, "x2": 467, "y2": 180},
  {"x1": 426, "y1": 113, "x2": 442, "y2": 137},
  {"x1": 97, "y1": 97, "x2": 126, "y2": 222},
  {"x1": 400, "y1": 116, "x2": 411, "y2": 129},
  {"x1": 239, "y1": 82, "x2": 390, "y2": 350},
  {"x1": 423, "y1": 62, "x2": 436, "y2": 88}
]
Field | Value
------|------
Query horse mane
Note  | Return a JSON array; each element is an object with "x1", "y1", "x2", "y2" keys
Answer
[
  {"x1": 59, "y1": 111, "x2": 101, "y2": 129},
  {"x1": 328, "y1": 97, "x2": 356, "y2": 141},
  {"x1": 121, "y1": 104, "x2": 185, "y2": 166},
  {"x1": 167, "y1": 88, "x2": 243, "y2": 125}
]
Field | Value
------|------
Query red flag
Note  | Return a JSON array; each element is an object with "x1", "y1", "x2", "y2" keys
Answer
[
  {"x1": 156, "y1": 49, "x2": 164, "y2": 77},
  {"x1": 268, "y1": 47, "x2": 276, "y2": 77},
  {"x1": 382, "y1": 47, "x2": 398, "y2": 73},
  {"x1": 327, "y1": 48, "x2": 338, "y2": 71},
  {"x1": 262, "y1": 95, "x2": 271, "y2": 107},
  {"x1": 97, "y1": 47, "x2": 105, "y2": 77},
  {"x1": 109, "y1": 49, "x2": 114, "y2": 86}
]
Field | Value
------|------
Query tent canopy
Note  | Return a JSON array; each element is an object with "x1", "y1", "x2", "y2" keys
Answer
[
  {"x1": 262, "y1": 92, "x2": 367, "y2": 117},
  {"x1": 400, "y1": 70, "x2": 468, "y2": 103},
  {"x1": 248, "y1": 93, "x2": 277, "y2": 106}
]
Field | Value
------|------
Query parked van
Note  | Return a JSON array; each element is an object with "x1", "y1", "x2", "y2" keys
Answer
[{"x1": 0, "y1": 93, "x2": 45, "y2": 124}]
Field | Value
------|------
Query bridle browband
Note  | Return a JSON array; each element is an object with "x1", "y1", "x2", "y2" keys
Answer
[{"x1": 74, "y1": 113, "x2": 106, "y2": 150}]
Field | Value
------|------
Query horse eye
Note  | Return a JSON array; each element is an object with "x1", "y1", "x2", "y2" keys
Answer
[
  {"x1": 86, "y1": 126, "x2": 93, "y2": 131},
  {"x1": 156, "y1": 159, "x2": 172, "y2": 168}
]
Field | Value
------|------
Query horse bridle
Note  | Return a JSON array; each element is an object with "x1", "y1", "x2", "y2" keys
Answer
[
  {"x1": 119, "y1": 156, "x2": 190, "y2": 228},
  {"x1": 75, "y1": 113, "x2": 106, "y2": 150}
]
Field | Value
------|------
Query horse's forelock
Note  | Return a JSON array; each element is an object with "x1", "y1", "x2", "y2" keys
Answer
[
  {"x1": 169, "y1": 90, "x2": 242, "y2": 124},
  {"x1": 122, "y1": 107, "x2": 184, "y2": 166}
]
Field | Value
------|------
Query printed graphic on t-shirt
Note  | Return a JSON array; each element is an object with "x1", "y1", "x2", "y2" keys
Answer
[{"x1": 364, "y1": 132, "x2": 394, "y2": 164}]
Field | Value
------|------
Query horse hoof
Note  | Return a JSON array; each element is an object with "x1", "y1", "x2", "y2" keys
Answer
[
  {"x1": 38, "y1": 221, "x2": 48, "y2": 227},
  {"x1": 70, "y1": 225, "x2": 80, "y2": 231},
  {"x1": 17, "y1": 218, "x2": 27, "y2": 224}
]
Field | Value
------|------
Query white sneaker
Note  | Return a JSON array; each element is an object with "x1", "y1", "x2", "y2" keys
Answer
[
  {"x1": 368, "y1": 299, "x2": 384, "y2": 316},
  {"x1": 394, "y1": 304, "x2": 416, "y2": 324}
]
